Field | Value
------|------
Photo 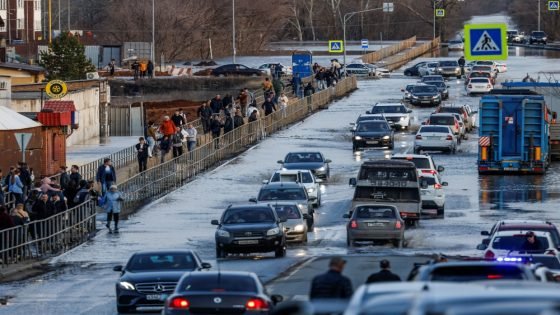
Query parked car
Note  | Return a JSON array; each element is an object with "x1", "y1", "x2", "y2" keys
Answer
[
  {"x1": 367, "y1": 103, "x2": 412, "y2": 130},
  {"x1": 251, "y1": 182, "x2": 315, "y2": 229},
  {"x1": 423, "y1": 81, "x2": 449, "y2": 100},
  {"x1": 529, "y1": 31, "x2": 548, "y2": 45},
  {"x1": 436, "y1": 60, "x2": 462, "y2": 78},
  {"x1": 163, "y1": 271, "x2": 283, "y2": 315},
  {"x1": 272, "y1": 202, "x2": 309, "y2": 244},
  {"x1": 426, "y1": 113, "x2": 461, "y2": 138},
  {"x1": 447, "y1": 39, "x2": 464, "y2": 51},
  {"x1": 352, "y1": 120, "x2": 394, "y2": 151},
  {"x1": 466, "y1": 77, "x2": 493, "y2": 96},
  {"x1": 257, "y1": 63, "x2": 292, "y2": 76},
  {"x1": 413, "y1": 125, "x2": 458, "y2": 154},
  {"x1": 212, "y1": 64, "x2": 264, "y2": 77},
  {"x1": 418, "y1": 62, "x2": 439, "y2": 76},
  {"x1": 408, "y1": 84, "x2": 441, "y2": 106},
  {"x1": 419, "y1": 172, "x2": 448, "y2": 216},
  {"x1": 507, "y1": 30, "x2": 519, "y2": 42},
  {"x1": 264, "y1": 169, "x2": 322, "y2": 207},
  {"x1": 278, "y1": 151, "x2": 331, "y2": 180},
  {"x1": 344, "y1": 204, "x2": 405, "y2": 247},
  {"x1": 212, "y1": 204, "x2": 287, "y2": 258},
  {"x1": 403, "y1": 61, "x2": 427, "y2": 76},
  {"x1": 343, "y1": 63, "x2": 372, "y2": 76},
  {"x1": 113, "y1": 250, "x2": 211, "y2": 314}
]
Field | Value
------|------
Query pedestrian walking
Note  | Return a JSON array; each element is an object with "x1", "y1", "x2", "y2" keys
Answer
[
  {"x1": 8, "y1": 169, "x2": 24, "y2": 205},
  {"x1": 272, "y1": 78, "x2": 285, "y2": 103},
  {"x1": 198, "y1": 102, "x2": 213, "y2": 134},
  {"x1": 159, "y1": 115, "x2": 177, "y2": 137},
  {"x1": 279, "y1": 92, "x2": 289, "y2": 119},
  {"x1": 237, "y1": 89, "x2": 249, "y2": 117},
  {"x1": 171, "y1": 127, "x2": 184, "y2": 158},
  {"x1": 51, "y1": 194, "x2": 68, "y2": 214},
  {"x1": 39, "y1": 177, "x2": 61, "y2": 198},
  {"x1": 309, "y1": 256, "x2": 353, "y2": 300},
  {"x1": 146, "y1": 121, "x2": 157, "y2": 158},
  {"x1": 185, "y1": 123, "x2": 197, "y2": 152},
  {"x1": 291, "y1": 74, "x2": 303, "y2": 98},
  {"x1": 210, "y1": 94, "x2": 224, "y2": 114},
  {"x1": 331, "y1": 59, "x2": 341, "y2": 78},
  {"x1": 365, "y1": 259, "x2": 402, "y2": 283},
  {"x1": 103, "y1": 185, "x2": 123, "y2": 232},
  {"x1": 58, "y1": 166, "x2": 69, "y2": 191},
  {"x1": 136, "y1": 137, "x2": 149, "y2": 172},
  {"x1": 262, "y1": 98, "x2": 276, "y2": 116},
  {"x1": 223, "y1": 114, "x2": 234, "y2": 134},
  {"x1": 233, "y1": 109, "x2": 245, "y2": 129},
  {"x1": 210, "y1": 115, "x2": 223, "y2": 149},
  {"x1": 262, "y1": 77, "x2": 273, "y2": 93},
  {"x1": 95, "y1": 158, "x2": 116, "y2": 196},
  {"x1": 131, "y1": 60, "x2": 140, "y2": 80},
  {"x1": 159, "y1": 136, "x2": 172, "y2": 163},
  {"x1": 304, "y1": 82, "x2": 315, "y2": 97},
  {"x1": 458, "y1": 56, "x2": 466, "y2": 76},
  {"x1": 147, "y1": 60, "x2": 154, "y2": 78},
  {"x1": 139, "y1": 60, "x2": 148, "y2": 78},
  {"x1": 171, "y1": 110, "x2": 186, "y2": 128}
]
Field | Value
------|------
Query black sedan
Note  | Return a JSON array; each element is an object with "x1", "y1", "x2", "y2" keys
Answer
[
  {"x1": 114, "y1": 250, "x2": 212, "y2": 314},
  {"x1": 352, "y1": 120, "x2": 394, "y2": 151},
  {"x1": 212, "y1": 204, "x2": 287, "y2": 258},
  {"x1": 163, "y1": 271, "x2": 283, "y2": 315},
  {"x1": 424, "y1": 81, "x2": 449, "y2": 100},
  {"x1": 403, "y1": 61, "x2": 427, "y2": 76},
  {"x1": 409, "y1": 84, "x2": 441, "y2": 107},
  {"x1": 278, "y1": 151, "x2": 331, "y2": 179},
  {"x1": 212, "y1": 64, "x2": 264, "y2": 77}
]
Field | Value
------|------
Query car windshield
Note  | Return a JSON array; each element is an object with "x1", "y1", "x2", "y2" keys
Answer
[
  {"x1": 430, "y1": 116, "x2": 454, "y2": 125},
  {"x1": 492, "y1": 235, "x2": 549, "y2": 250},
  {"x1": 405, "y1": 85, "x2": 415, "y2": 92},
  {"x1": 354, "y1": 206, "x2": 396, "y2": 219},
  {"x1": 533, "y1": 31, "x2": 545, "y2": 37},
  {"x1": 419, "y1": 177, "x2": 437, "y2": 185},
  {"x1": 430, "y1": 265, "x2": 526, "y2": 281},
  {"x1": 349, "y1": 64, "x2": 364, "y2": 68},
  {"x1": 449, "y1": 40, "x2": 462, "y2": 44},
  {"x1": 223, "y1": 208, "x2": 275, "y2": 224},
  {"x1": 357, "y1": 121, "x2": 389, "y2": 131},
  {"x1": 180, "y1": 275, "x2": 257, "y2": 293},
  {"x1": 354, "y1": 187, "x2": 420, "y2": 202},
  {"x1": 357, "y1": 116, "x2": 384, "y2": 123},
  {"x1": 439, "y1": 61, "x2": 458, "y2": 66},
  {"x1": 471, "y1": 78, "x2": 489, "y2": 83},
  {"x1": 428, "y1": 63, "x2": 438, "y2": 67},
  {"x1": 285, "y1": 153, "x2": 323, "y2": 163},
  {"x1": 470, "y1": 72, "x2": 490, "y2": 78},
  {"x1": 271, "y1": 173, "x2": 297, "y2": 183},
  {"x1": 127, "y1": 253, "x2": 197, "y2": 271},
  {"x1": 412, "y1": 85, "x2": 438, "y2": 93},
  {"x1": 371, "y1": 105, "x2": 406, "y2": 114},
  {"x1": 425, "y1": 82, "x2": 445, "y2": 88},
  {"x1": 274, "y1": 205, "x2": 301, "y2": 220},
  {"x1": 258, "y1": 188, "x2": 306, "y2": 201},
  {"x1": 419, "y1": 126, "x2": 450, "y2": 134},
  {"x1": 358, "y1": 167, "x2": 417, "y2": 181},
  {"x1": 392, "y1": 157, "x2": 431, "y2": 169},
  {"x1": 300, "y1": 172, "x2": 313, "y2": 183}
]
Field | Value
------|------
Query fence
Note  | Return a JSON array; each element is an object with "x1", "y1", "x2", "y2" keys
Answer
[
  {"x1": 118, "y1": 77, "x2": 357, "y2": 216},
  {"x1": 361, "y1": 36, "x2": 417, "y2": 64},
  {"x1": 0, "y1": 200, "x2": 97, "y2": 270},
  {"x1": 382, "y1": 37, "x2": 441, "y2": 71}
]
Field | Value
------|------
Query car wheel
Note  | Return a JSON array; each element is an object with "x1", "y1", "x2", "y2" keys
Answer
[
  {"x1": 306, "y1": 216, "x2": 314, "y2": 231},
  {"x1": 275, "y1": 246, "x2": 286, "y2": 258},
  {"x1": 437, "y1": 206, "x2": 445, "y2": 217},
  {"x1": 456, "y1": 75, "x2": 461, "y2": 79},
  {"x1": 317, "y1": 194, "x2": 321, "y2": 207},
  {"x1": 353, "y1": 144, "x2": 358, "y2": 152},
  {"x1": 216, "y1": 247, "x2": 226, "y2": 259},
  {"x1": 393, "y1": 239, "x2": 403, "y2": 248},
  {"x1": 452, "y1": 146, "x2": 457, "y2": 154},
  {"x1": 346, "y1": 234, "x2": 353, "y2": 247},
  {"x1": 117, "y1": 306, "x2": 133, "y2": 314},
  {"x1": 302, "y1": 233, "x2": 308, "y2": 244},
  {"x1": 404, "y1": 70, "x2": 411, "y2": 76}
]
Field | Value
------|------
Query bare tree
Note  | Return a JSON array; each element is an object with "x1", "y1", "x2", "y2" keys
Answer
[
  {"x1": 303, "y1": 0, "x2": 317, "y2": 41},
  {"x1": 287, "y1": 0, "x2": 304, "y2": 41}
]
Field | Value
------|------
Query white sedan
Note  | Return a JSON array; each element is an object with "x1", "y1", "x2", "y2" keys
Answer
[
  {"x1": 419, "y1": 173, "x2": 448, "y2": 217},
  {"x1": 466, "y1": 77, "x2": 493, "y2": 96},
  {"x1": 418, "y1": 62, "x2": 439, "y2": 76},
  {"x1": 495, "y1": 62, "x2": 508, "y2": 73},
  {"x1": 414, "y1": 125, "x2": 458, "y2": 154},
  {"x1": 264, "y1": 169, "x2": 322, "y2": 207}
]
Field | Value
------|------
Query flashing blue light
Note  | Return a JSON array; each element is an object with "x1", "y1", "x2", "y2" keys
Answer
[{"x1": 497, "y1": 257, "x2": 523, "y2": 262}]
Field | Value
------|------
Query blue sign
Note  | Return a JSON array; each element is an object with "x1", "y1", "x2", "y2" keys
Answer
[
  {"x1": 464, "y1": 23, "x2": 507, "y2": 60},
  {"x1": 361, "y1": 39, "x2": 369, "y2": 49},
  {"x1": 549, "y1": 0, "x2": 560, "y2": 10},
  {"x1": 292, "y1": 51, "x2": 313, "y2": 78}
]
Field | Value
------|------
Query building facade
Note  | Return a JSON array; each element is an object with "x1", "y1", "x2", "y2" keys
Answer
[{"x1": 0, "y1": 0, "x2": 42, "y2": 44}]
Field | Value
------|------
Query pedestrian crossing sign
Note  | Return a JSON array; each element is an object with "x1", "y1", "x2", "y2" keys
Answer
[
  {"x1": 435, "y1": 9, "x2": 445, "y2": 17},
  {"x1": 464, "y1": 23, "x2": 508, "y2": 61},
  {"x1": 549, "y1": 0, "x2": 560, "y2": 11},
  {"x1": 328, "y1": 40, "x2": 344, "y2": 53}
]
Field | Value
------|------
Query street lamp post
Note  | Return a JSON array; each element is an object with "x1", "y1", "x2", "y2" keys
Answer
[
  {"x1": 343, "y1": 5, "x2": 392, "y2": 74},
  {"x1": 538, "y1": 0, "x2": 541, "y2": 31},
  {"x1": 151, "y1": 0, "x2": 155, "y2": 76},
  {"x1": 232, "y1": 0, "x2": 236, "y2": 64}
]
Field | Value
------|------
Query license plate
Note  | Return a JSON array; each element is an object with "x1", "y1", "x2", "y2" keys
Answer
[
  {"x1": 504, "y1": 167, "x2": 517, "y2": 171},
  {"x1": 146, "y1": 294, "x2": 162, "y2": 301},
  {"x1": 366, "y1": 141, "x2": 378, "y2": 144},
  {"x1": 367, "y1": 222, "x2": 385, "y2": 227},
  {"x1": 237, "y1": 240, "x2": 259, "y2": 245},
  {"x1": 421, "y1": 100, "x2": 431, "y2": 103}
]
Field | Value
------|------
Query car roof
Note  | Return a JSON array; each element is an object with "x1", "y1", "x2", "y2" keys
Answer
[
  {"x1": 494, "y1": 230, "x2": 550, "y2": 237},
  {"x1": 131, "y1": 249, "x2": 196, "y2": 256},
  {"x1": 498, "y1": 224, "x2": 556, "y2": 231},
  {"x1": 183, "y1": 271, "x2": 257, "y2": 278},
  {"x1": 261, "y1": 182, "x2": 304, "y2": 188},
  {"x1": 497, "y1": 220, "x2": 555, "y2": 227},
  {"x1": 286, "y1": 151, "x2": 323, "y2": 155},
  {"x1": 430, "y1": 113, "x2": 456, "y2": 117},
  {"x1": 392, "y1": 153, "x2": 431, "y2": 159},
  {"x1": 373, "y1": 103, "x2": 405, "y2": 107},
  {"x1": 419, "y1": 125, "x2": 452, "y2": 132},
  {"x1": 362, "y1": 159, "x2": 416, "y2": 168},
  {"x1": 352, "y1": 204, "x2": 398, "y2": 210},
  {"x1": 273, "y1": 169, "x2": 312, "y2": 175}
]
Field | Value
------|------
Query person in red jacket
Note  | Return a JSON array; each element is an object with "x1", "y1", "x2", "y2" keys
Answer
[{"x1": 159, "y1": 116, "x2": 176, "y2": 137}]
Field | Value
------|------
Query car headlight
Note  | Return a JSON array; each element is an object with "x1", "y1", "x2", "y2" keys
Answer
[
  {"x1": 455, "y1": 67, "x2": 460, "y2": 71},
  {"x1": 316, "y1": 166, "x2": 326, "y2": 171},
  {"x1": 293, "y1": 224, "x2": 305, "y2": 232},
  {"x1": 266, "y1": 227, "x2": 280, "y2": 236},
  {"x1": 438, "y1": 68, "x2": 443, "y2": 71},
  {"x1": 119, "y1": 281, "x2": 135, "y2": 291},
  {"x1": 354, "y1": 136, "x2": 362, "y2": 140},
  {"x1": 297, "y1": 203, "x2": 307, "y2": 212},
  {"x1": 217, "y1": 229, "x2": 230, "y2": 237},
  {"x1": 432, "y1": 95, "x2": 439, "y2": 99},
  {"x1": 307, "y1": 187, "x2": 315, "y2": 193},
  {"x1": 412, "y1": 95, "x2": 418, "y2": 99},
  {"x1": 543, "y1": 37, "x2": 547, "y2": 41},
  {"x1": 400, "y1": 116, "x2": 406, "y2": 121},
  {"x1": 382, "y1": 135, "x2": 390, "y2": 140}
]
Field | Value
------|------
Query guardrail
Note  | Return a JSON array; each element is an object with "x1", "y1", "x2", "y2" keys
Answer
[
  {"x1": 361, "y1": 36, "x2": 417, "y2": 64},
  {"x1": 118, "y1": 76, "x2": 357, "y2": 216},
  {"x1": 0, "y1": 200, "x2": 97, "y2": 270},
  {"x1": 381, "y1": 37, "x2": 441, "y2": 71}
]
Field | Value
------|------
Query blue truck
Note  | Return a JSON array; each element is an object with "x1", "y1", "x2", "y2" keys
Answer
[{"x1": 478, "y1": 89, "x2": 551, "y2": 174}]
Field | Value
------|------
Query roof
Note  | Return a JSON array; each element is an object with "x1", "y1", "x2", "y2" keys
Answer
[
  {"x1": 361, "y1": 159, "x2": 416, "y2": 168},
  {"x1": 261, "y1": 182, "x2": 303, "y2": 188},
  {"x1": 498, "y1": 224, "x2": 555, "y2": 231},
  {"x1": 43, "y1": 101, "x2": 76, "y2": 112},
  {"x1": 0, "y1": 106, "x2": 42, "y2": 130},
  {"x1": 0, "y1": 62, "x2": 45, "y2": 73}
]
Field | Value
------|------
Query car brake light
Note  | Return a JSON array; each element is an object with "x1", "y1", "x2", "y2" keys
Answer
[
  {"x1": 415, "y1": 135, "x2": 422, "y2": 140},
  {"x1": 484, "y1": 250, "x2": 495, "y2": 259},
  {"x1": 434, "y1": 184, "x2": 442, "y2": 189},
  {"x1": 446, "y1": 135, "x2": 453, "y2": 140},
  {"x1": 421, "y1": 170, "x2": 436, "y2": 174},
  {"x1": 395, "y1": 221, "x2": 402, "y2": 229},
  {"x1": 487, "y1": 274, "x2": 503, "y2": 280},
  {"x1": 455, "y1": 121, "x2": 459, "y2": 129},
  {"x1": 169, "y1": 297, "x2": 190, "y2": 309},
  {"x1": 246, "y1": 298, "x2": 269, "y2": 311},
  {"x1": 350, "y1": 220, "x2": 358, "y2": 229},
  {"x1": 468, "y1": 84, "x2": 472, "y2": 88}
]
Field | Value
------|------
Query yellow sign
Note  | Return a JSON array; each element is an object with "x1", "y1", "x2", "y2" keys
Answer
[
  {"x1": 435, "y1": 9, "x2": 445, "y2": 17},
  {"x1": 45, "y1": 80, "x2": 68, "y2": 99},
  {"x1": 328, "y1": 40, "x2": 344, "y2": 53}
]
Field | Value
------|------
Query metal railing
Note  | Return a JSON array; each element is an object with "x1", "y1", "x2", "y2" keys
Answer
[
  {"x1": 361, "y1": 36, "x2": 417, "y2": 64},
  {"x1": 381, "y1": 37, "x2": 441, "y2": 71},
  {"x1": 0, "y1": 200, "x2": 97, "y2": 269},
  {"x1": 118, "y1": 77, "x2": 357, "y2": 216}
]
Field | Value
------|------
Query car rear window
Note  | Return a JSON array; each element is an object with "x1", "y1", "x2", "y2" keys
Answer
[
  {"x1": 127, "y1": 253, "x2": 196, "y2": 271},
  {"x1": 438, "y1": 107, "x2": 463, "y2": 114},
  {"x1": 472, "y1": 66, "x2": 491, "y2": 72},
  {"x1": 274, "y1": 205, "x2": 301, "y2": 220},
  {"x1": 180, "y1": 275, "x2": 257, "y2": 293},
  {"x1": 492, "y1": 235, "x2": 549, "y2": 251},
  {"x1": 285, "y1": 153, "x2": 323, "y2": 163},
  {"x1": 392, "y1": 157, "x2": 431, "y2": 169},
  {"x1": 430, "y1": 265, "x2": 527, "y2": 281},
  {"x1": 355, "y1": 206, "x2": 396, "y2": 219},
  {"x1": 419, "y1": 177, "x2": 437, "y2": 185},
  {"x1": 430, "y1": 116, "x2": 455, "y2": 125},
  {"x1": 258, "y1": 188, "x2": 306, "y2": 201},
  {"x1": 471, "y1": 78, "x2": 490, "y2": 83},
  {"x1": 419, "y1": 126, "x2": 450, "y2": 134},
  {"x1": 270, "y1": 173, "x2": 298, "y2": 183},
  {"x1": 223, "y1": 208, "x2": 275, "y2": 224}
]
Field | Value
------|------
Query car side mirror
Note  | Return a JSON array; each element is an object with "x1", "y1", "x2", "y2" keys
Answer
[
  {"x1": 211, "y1": 220, "x2": 220, "y2": 225},
  {"x1": 249, "y1": 198, "x2": 257, "y2": 203},
  {"x1": 315, "y1": 178, "x2": 323, "y2": 183},
  {"x1": 442, "y1": 182, "x2": 448, "y2": 186},
  {"x1": 349, "y1": 178, "x2": 357, "y2": 186},
  {"x1": 271, "y1": 294, "x2": 284, "y2": 305},
  {"x1": 447, "y1": 85, "x2": 450, "y2": 88},
  {"x1": 277, "y1": 160, "x2": 284, "y2": 164},
  {"x1": 113, "y1": 265, "x2": 123, "y2": 272},
  {"x1": 325, "y1": 159, "x2": 332, "y2": 163},
  {"x1": 476, "y1": 243, "x2": 488, "y2": 250},
  {"x1": 201, "y1": 262, "x2": 212, "y2": 269},
  {"x1": 437, "y1": 165, "x2": 445, "y2": 172},
  {"x1": 481, "y1": 231, "x2": 490, "y2": 236},
  {"x1": 262, "y1": 180, "x2": 269, "y2": 184},
  {"x1": 421, "y1": 122, "x2": 426, "y2": 125},
  {"x1": 401, "y1": 89, "x2": 405, "y2": 92}
]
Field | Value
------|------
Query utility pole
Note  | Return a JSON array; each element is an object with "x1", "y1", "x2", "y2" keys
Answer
[
  {"x1": 67, "y1": 0, "x2": 70, "y2": 29},
  {"x1": 151, "y1": 0, "x2": 155, "y2": 69},
  {"x1": 538, "y1": 0, "x2": 541, "y2": 31},
  {"x1": 232, "y1": 0, "x2": 236, "y2": 64},
  {"x1": 433, "y1": 0, "x2": 436, "y2": 39},
  {"x1": 57, "y1": 0, "x2": 60, "y2": 32},
  {"x1": 48, "y1": 0, "x2": 52, "y2": 43}
]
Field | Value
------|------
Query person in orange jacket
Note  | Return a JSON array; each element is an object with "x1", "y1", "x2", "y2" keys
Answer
[{"x1": 159, "y1": 116, "x2": 176, "y2": 137}]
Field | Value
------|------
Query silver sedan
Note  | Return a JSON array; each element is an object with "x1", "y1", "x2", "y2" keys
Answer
[{"x1": 344, "y1": 204, "x2": 405, "y2": 248}]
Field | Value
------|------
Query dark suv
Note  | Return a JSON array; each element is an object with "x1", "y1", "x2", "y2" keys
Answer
[
  {"x1": 212, "y1": 204, "x2": 287, "y2": 259},
  {"x1": 529, "y1": 31, "x2": 548, "y2": 45}
]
